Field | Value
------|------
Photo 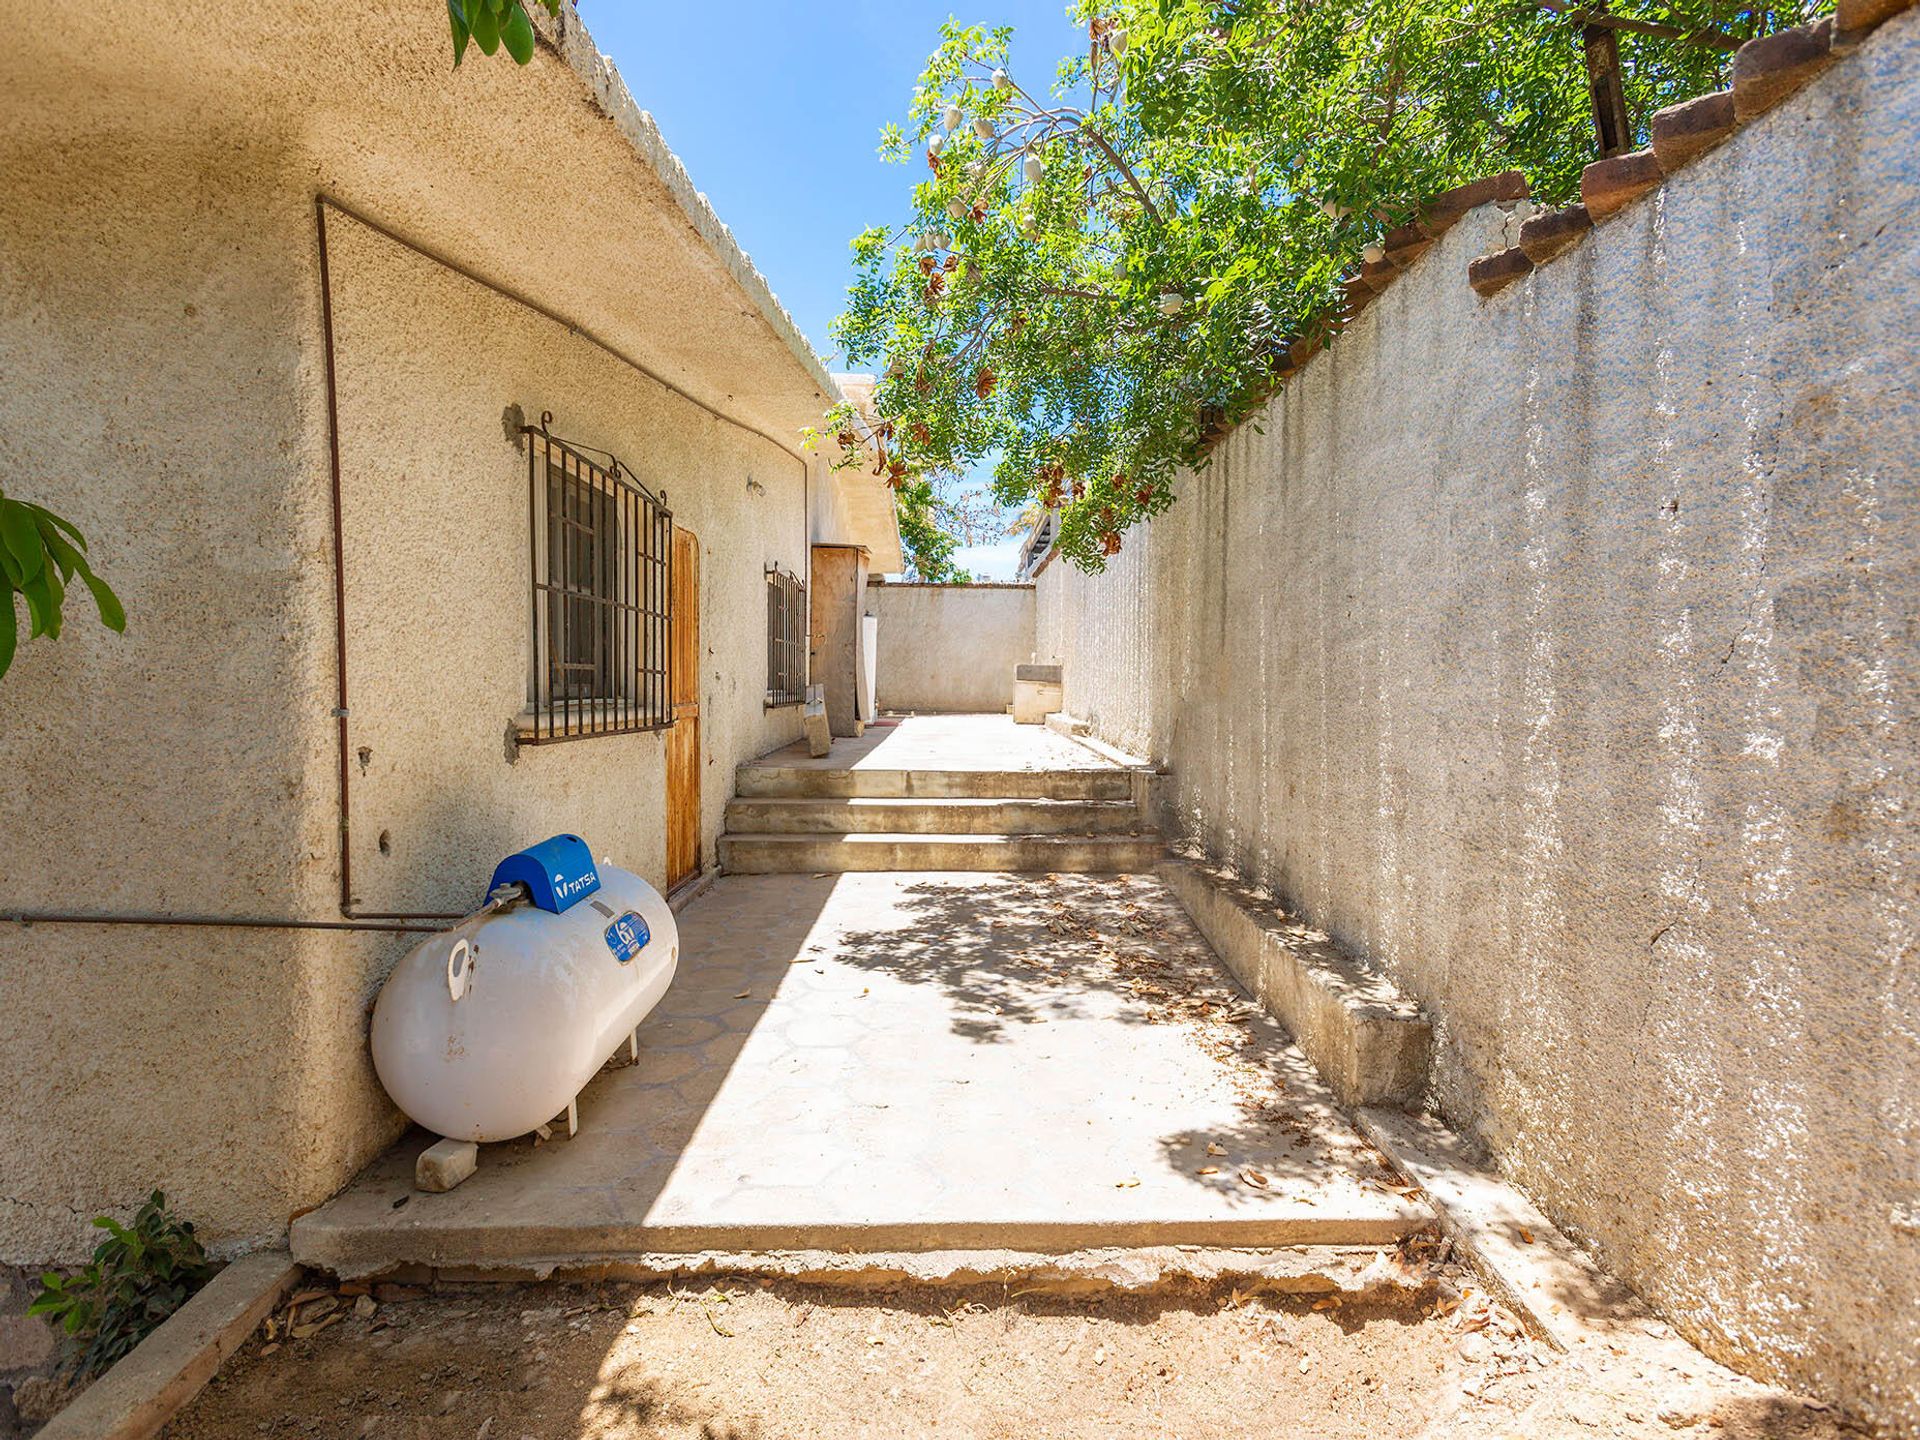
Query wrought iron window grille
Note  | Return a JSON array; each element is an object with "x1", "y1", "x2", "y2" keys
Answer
[
  {"x1": 523, "y1": 414, "x2": 673, "y2": 742},
  {"x1": 765, "y1": 563, "x2": 807, "y2": 708}
]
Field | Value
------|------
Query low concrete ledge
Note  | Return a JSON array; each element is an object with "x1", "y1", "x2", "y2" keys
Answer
[
  {"x1": 1355, "y1": 1107, "x2": 1649, "y2": 1354},
  {"x1": 36, "y1": 1250, "x2": 301, "y2": 1440},
  {"x1": 1157, "y1": 858, "x2": 1430, "y2": 1108}
]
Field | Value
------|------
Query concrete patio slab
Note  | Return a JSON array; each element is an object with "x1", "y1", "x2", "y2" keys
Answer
[
  {"x1": 749, "y1": 713, "x2": 1114, "y2": 773},
  {"x1": 293, "y1": 873, "x2": 1428, "y2": 1277}
]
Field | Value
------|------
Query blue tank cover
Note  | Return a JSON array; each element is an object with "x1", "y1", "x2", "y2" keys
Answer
[{"x1": 488, "y1": 834, "x2": 601, "y2": 914}]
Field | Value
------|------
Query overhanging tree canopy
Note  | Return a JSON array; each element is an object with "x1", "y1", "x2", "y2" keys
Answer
[{"x1": 829, "y1": 0, "x2": 1821, "y2": 571}]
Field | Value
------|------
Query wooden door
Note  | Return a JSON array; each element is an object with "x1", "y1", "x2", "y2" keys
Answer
[{"x1": 666, "y1": 526, "x2": 701, "y2": 892}]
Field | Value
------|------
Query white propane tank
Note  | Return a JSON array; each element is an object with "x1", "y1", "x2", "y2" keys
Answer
[{"x1": 370, "y1": 835, "x2": 678, "y2": 1144}]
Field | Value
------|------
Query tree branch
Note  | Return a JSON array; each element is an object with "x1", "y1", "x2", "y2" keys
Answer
[{"x1": 1535, "y1": 0, "x2": 1741, "y2": 50}]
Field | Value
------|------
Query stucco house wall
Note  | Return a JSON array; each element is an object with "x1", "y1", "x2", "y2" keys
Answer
[
  {"x1": 1036, "y1": 17, "x2": 1919, "y2": 1433},
  {"x1": 326, "y1": 209, "x2": 809, "y2": 909},
  {"x1": 869, "y1": 582, "x2": 1036, "y2": 713},
  {"x1": 0, "y1": 1, "x2": 881, "y2": 1265}
]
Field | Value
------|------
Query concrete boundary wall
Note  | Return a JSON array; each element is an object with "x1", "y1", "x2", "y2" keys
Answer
[
  {"x1": 869, "y1": 582, "x2": 1035, "y2": 714},
  {"x1": 1036, "y1": 18, "x2": 1919, "y2": 1433}
]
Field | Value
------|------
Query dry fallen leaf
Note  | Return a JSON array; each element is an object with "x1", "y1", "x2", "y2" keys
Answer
[
  {"x1": 1205, "y1": 1143, "x2": 1227, "y2": 1157},
  {"x1": 1299, "y1": 1352, "x2": 1313, "y2": 1374},
  {"x1": 733, "y1": 989, "x2": 751, "y2": 1000},
  {"x1": 1115, "y1": 1177, "x2": 1141, "y2": 1189},
  {"x1": 1197, "y1": 1166, "x2": 1221, "y2": 1176},
  {"x1": 1241, "y1": 1167, "x2": 1271, "y2": 1190},
  {"x1": 1518, "y1": 1228, "x2": 1535, "y2": 1244}
]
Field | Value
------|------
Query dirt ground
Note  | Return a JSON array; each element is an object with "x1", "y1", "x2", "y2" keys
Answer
[
  {"x1": 163, "y1": 1277, "x2": 1475, "y2": 1440},
  {"x1": 159, "y1": 1261, "x2": 1861, "y2": 1440}
]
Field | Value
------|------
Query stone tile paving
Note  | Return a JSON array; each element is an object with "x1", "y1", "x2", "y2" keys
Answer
[
  {"x1": 294, "y1": 873, "x2": 1426, "y2": 1274},
  {"x1": 748, "y1": 712, "x2": 1112, "y2": 772}
]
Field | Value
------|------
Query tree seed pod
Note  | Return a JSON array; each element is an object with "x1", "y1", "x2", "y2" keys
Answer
[
  {"x1": 1109, "y1": 27, "x2": 1128, "y2": 55},
  {"x1": 991, "y1": 67, "x2": 1011, "y2": 91},
  {"x1": 943, "y1": 104, "x2": 962, "y2": 131},
  {"x1": 947, "y1": 200, "x2": 967, "y2": 221},
  {"x1": 1362, "y1": 242, "x2": 1386, "y2": 264},
  {"x1": 928, "y1": 133, "x2": 945, "y2": 156},
  {"x1": 1158, "y1": 292, "x2": 1186, "y2": 317},
  {"x1": 1023, "y1": 154, "x2": 1045, "y2": 184},
  {"x1": 973, "y1": 117, "x2": 995, "y2": 141}
]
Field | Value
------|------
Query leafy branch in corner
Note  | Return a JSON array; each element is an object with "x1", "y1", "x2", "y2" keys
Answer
[
  {"x1": 0, "y1": 486, "x2": 124, "y2": 683},
  {"x1": 446, "y1": 0, "x2": 563, "y2": 66}
]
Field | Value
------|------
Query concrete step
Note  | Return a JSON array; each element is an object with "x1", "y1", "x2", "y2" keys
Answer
[
  {"x1": 724, "y1": 795, "x2": 1145, "y2": 836},
  {"x1": 718, "y1": 831, "x2": 1165, "y2": 874},
  {"x1": 734, "y1": 765, "x2": 1134, "y2": 802}
]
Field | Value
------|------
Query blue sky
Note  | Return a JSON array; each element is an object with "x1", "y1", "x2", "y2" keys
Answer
[{"x1": 585, "y1": 1, "x2": 1081, "y2": 578}]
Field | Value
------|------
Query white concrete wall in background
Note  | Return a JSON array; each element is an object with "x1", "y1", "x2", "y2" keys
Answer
[
  {"x1": 1038, "y1": 18, "x2": 1919, "y2": 1433},
  {"x1": 869, "y1": 583, "x2": 1035, "y2": 713}
]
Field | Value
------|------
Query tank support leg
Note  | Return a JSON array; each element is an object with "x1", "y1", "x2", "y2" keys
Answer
[
  {"x1": 566, "y1": 1096, "x2": 578, "y2": 1138},
  {"x1": 628, "y1": 1029, "x2": 639, "y2": 1062}
]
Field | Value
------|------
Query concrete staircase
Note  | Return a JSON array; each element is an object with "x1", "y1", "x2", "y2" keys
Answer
[{"x1": 719, "y1": 761, "x2": 1162, "y2": 874}]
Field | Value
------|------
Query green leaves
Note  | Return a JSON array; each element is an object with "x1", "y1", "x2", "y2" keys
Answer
[
  {"x1": 446, "y1": 0, "x2": 561, "y2": 68},
  {"x1": 501, "y1": 2, "x2": 536, "y2": 63},
  {"x1": 30, "y1": 1192, "x2": 213, "y2": 1380},
  {"x1": 833, "y1": 0, "x2": 1821, "y2": 570},
  {"x1": 0, "y1": 498, "x2": 42, "y2": 583},
  {"x1": 0, "y1": 489, "x2": 124, "y2": 683}
]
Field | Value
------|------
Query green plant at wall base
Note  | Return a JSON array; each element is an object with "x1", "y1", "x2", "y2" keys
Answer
[
  {"x1": 28, "y1": 1192, "x2": 215, "y2": 1379},
  {"x1": 0, "y1": 488, "x2": 124, "y2": 682},
  {"x1": 447, "y1": 0, "x2": 563, "y2": 66},
  {"x1": 831, "y1": 0, "x2": 1827, "y2": 571}
]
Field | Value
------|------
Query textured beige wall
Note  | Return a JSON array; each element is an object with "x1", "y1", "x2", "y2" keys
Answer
[
  {"x1": 328, "y1": 210, "x2": 808, "y2": 910},
  {"x1": 870, "y1": 583, "x2": 1035, "y2": 713},
  {"x1": 0, "y1": 2, "x2": 821, "y2": 1264},
  {"x1": 0, "y1": 85, "x2": 374, "y2": 1260},
  {"x1": 1038, "y1": 19, "x2": 1919, "y2": 1432}
]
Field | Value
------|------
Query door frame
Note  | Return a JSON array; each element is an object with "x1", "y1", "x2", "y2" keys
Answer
[{"x1": 665, "y1": 525, "x2": 701, "y2": 893}]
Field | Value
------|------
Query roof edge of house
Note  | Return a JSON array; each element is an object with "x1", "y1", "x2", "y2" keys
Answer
[{"x1": 543, "y1": 5, "x2": 845, "y2": 414}]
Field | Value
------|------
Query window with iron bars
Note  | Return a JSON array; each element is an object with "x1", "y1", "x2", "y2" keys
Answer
[
  {"x1": 765, "y1": 564, "x2": 806, "y2": 707},
  {"x1": 524, "y1": 421, "x2": 673, "y2": 742}
]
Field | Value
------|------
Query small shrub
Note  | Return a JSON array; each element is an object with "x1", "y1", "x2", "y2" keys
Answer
[{"x1": 27, "y1": 1191, "x2": 215, "y2": 1378}]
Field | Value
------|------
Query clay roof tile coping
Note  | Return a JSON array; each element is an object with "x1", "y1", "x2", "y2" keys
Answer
[
  {"x1": 1732, "y1": 17, "x2": 1835, "y2": 121},
  {"x1": 1467, "y1": 246, "x2": 1534, "y2": 298}
]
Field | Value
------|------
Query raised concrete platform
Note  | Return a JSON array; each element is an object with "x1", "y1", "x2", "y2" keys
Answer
[
  {"x1": 293, "y1": 873, "x2": 1428, "y2": 1277},
  {"x1": 724, "y1": 713, "x2": 1156, "y2": 872},
  {"x1": 718, "y1": 831, "x2": 1165, "y2": 874},
  {"x1": 736, "y1": 713, "x2": 1128, "y2": 800},
  {"x1": 724, "y1": 795, "x2": 1147, "y2": 835}
]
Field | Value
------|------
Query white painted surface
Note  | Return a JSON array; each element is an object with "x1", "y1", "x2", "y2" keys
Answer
[{"x1": 869, "y1": 583, "x2": 1035, "y2": 713}]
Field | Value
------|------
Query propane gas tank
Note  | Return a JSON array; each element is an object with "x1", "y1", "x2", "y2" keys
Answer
[{"x1": 370, "y1": 836, "x2": 678, "y2": 1143}]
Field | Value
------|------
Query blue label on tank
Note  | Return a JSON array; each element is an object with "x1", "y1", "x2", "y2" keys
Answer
[{"x1": 604, "y1": 911, "x2": 650, "y2": 964}]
